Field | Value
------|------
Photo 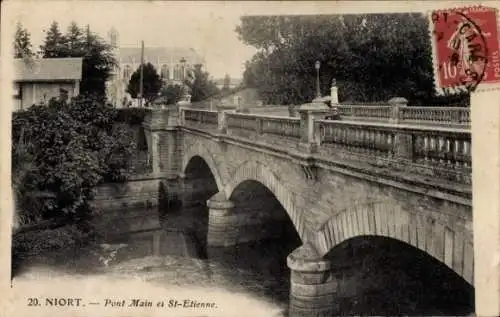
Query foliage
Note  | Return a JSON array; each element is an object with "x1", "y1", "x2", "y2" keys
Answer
[
  {"x1": 11, "y1": 222, "x2": 100, "y2": 275},
  {"x1": 237, "y1": 14, "x2": 468, "y2": 105},
  {"x1": 12, "y1": 95, "x2": 137, "y2": 223},
  {"x1": 63, "y1": 22, "x2": 85, "y2": 56},
  {"x1": 115, "y1": 107, "x2": 149, "y2": 125},
  {"x1": 127, "y1": 63, "x2": 163, "y2": 104},
  {"x1": 14, "y1": 22, "x2": 35, "y2": 59},
  {"x1": 222, "y1": 74, "x2": 231, "y2": 93},
  {"x1": 186, "y1": 64, "x2": 220, "y2": 102},
  {"x1": 39, "y1": 21, "x2": 117, "y2": 98},
  {"x1": 39, "y1": 21, "x2": 66, "y2": 58},
  {"x1": 160, "y1": 84, "x2": 184, "y2": 105}
]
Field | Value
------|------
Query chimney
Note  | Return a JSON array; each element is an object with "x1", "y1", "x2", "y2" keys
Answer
[{"x1": 330, "y1": 78, "x2": 339, "y2": 105}]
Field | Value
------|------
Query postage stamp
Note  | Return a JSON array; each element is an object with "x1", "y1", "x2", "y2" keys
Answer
[{"x1": 429, "y1": 6, "x2": 500, "y2": 94}]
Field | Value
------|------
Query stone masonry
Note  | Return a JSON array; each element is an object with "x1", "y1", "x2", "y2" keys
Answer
[{"x1": 143, "y1": 104, "x2": 473, "y2": 317}]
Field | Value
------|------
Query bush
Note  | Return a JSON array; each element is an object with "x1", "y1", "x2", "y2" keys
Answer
[
  {"x1": 11, "y1": 222, "x2": 101, "y2": 274},
  {"x1": 12, "y1": 95, "x2": 137, "y2": 223},
  {"x1": 115, "y1": 107, "x2": 148, "y2": 125},
  {"x1": 12, "y1": 223, "x2": 98, "y2": 256}
]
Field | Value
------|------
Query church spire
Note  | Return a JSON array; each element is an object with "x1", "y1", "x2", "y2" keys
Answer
[{"x1": 108, "y1": 27, "x2": 119, "y2": 48}]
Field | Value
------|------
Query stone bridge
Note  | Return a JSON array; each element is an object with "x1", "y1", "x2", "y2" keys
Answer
[{"x1": 142, "y1": 99, "x2": 472, "y2": 317}]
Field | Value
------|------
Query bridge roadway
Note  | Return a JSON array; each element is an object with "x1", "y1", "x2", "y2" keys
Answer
[{"x1": 141, "y1": 100, "x2": 472, "y2": 317}]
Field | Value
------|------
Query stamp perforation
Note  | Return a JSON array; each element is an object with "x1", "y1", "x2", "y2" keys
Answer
[{"x1": 428, "y1": 5, "x2": 500, "y2": 95}]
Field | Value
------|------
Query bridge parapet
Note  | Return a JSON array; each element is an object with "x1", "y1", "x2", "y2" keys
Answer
[
  {"x1": 179, "y1": 105, "x2": 472, "y2": 187},
  {"x1": 315, "y1": 119, "x2": 471, "y2": 184},
  {"x1": 336, "y1": 104, "x2": 470, "y2": 127}
]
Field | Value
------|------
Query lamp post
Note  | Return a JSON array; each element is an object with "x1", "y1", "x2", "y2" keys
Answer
[
  {"x1": 180, "y1": 57, "x2": 187, "y2": 101},
  {"x1": 180, "y1": 57, "x2": 187, "y2": 82},
  {"x1": 315, "y1": 60, "x2": 321, "y2": 99}
]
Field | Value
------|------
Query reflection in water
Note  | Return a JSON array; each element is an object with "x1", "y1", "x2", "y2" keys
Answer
[
  {"x1": 15, "y1": 201, "x2": 475, "y2": 316},
  {"x1": 102, "y1": 203, "x2": 295, "y2": 312}
]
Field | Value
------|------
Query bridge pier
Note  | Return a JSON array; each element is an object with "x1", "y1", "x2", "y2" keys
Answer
[
  {"x1": 287, "y1": 244, "x2": 339, "y2": 317},
  {"x1": 178, "y1": 173, "x2": 196, "y2": 209},
  {"x1": 206, "y1": 192, "x2": 237, "y2": 247}
]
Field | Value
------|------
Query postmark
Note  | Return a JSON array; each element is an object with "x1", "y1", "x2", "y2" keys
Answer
[{"x1": 429, "y1": 6, "x2": 500, "y2": 95}]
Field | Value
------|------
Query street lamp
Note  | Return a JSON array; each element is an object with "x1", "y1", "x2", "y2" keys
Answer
[
  {"x1": 315, "y1": 60, "x2": 321, "y2": 99},
  {"x1": 179, "y1": 57, "x2": 187, "y2": 102},
  {"x1": 180, "y1": 57, "x2": 187, "y2": 82}
]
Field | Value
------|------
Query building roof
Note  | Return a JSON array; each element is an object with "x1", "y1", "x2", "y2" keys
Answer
[
  {"x1": 13, "y1": 57, "x2": 83, "y2": 82},
  {"x1": 118, "y1": 46, "x2": 205, "y2": 65},
  {"x1": 214, "y1": 77, "x2": 243, "y2": 87}
]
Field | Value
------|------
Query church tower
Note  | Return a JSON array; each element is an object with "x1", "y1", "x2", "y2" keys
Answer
[
  {"x1": 105, "y1": 27, "x2": 124, "y2": 107},
  {"x1": 108, "y1": 27, "x2": 120, "y2": 77}
]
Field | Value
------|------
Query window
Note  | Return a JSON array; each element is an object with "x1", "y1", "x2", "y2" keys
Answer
[
  {"x1": 123, "y1": 65, "x2": 132, "y2": 81},
  {"x1": 161, "y1": 64, "x2": 169, "y2": 80},
  {"x1": 174, "y1": 65, "x2": 181, "y2": 80},
  {"x1": 13, "y1": 83, "x2": 21, "y2": 98}
]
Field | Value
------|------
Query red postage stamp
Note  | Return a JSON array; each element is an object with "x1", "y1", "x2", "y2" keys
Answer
[{"x1": 429, "y1": 6, "x2": 500, "y2": 94}]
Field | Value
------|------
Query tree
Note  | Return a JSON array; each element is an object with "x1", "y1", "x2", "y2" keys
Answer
[
  {"x1": 126, "y1": 63, "x2": 162, "y2": 104},
  {"x1": 237, "y1": 14, "x2": 451, "y2": 105},
  {"x1": 14, "y1": 22, "x2": 34, "y2": 59},
  {"x1": 186, "y1": 64, "x2": 219, "y2": 102},
  {"x1": 160, "y1": 84, "x2": 184, "y2": 105},
  {"x1": 39, "y1": 21, "x2": 66, "y2": 58},
  {"x1": 63, "y1": 21, "x2": 85, "y2": 57},
  {"x1": 12, "y1": 95, "x2": 137, "y2": 222},
  {"x1": 39, "y1": 22, "x2": 116, "y2": 98},
  {"x1": 222, "y1": 74, "x2": 231, "y2": 93},
  {"x1": 79, "y1": 28, "x2": 117, "y2": 97}
]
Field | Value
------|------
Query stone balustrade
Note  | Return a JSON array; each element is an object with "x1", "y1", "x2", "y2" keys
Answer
[
  {"x1": 178, "y1": 105, "x2": 471, "y2": 184},
  {"x1": 182, "y1": 108, "x2": 218, "y2": 130},
  {"x1": 337, "y1": 104, "x2": 392, "y2": 120},
  {"x1": 225, "y1": 113, "x2": 301, "y2": 140},
  {"x1": 316, "y1": 119, "x2": 471, "y2": 184},
  {"x1": 399, "y1": 106, "x2": 470, "y2": 126},
  {"x1": 261, "y1": 116, "x2": 301, "y2": 140},
  {"x1": 337, "y1": 105, "x2": 470, "y2": 127}
]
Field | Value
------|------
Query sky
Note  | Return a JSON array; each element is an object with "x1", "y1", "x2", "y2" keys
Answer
[
  {"x1": 4, "y1": 1, "x2": 263, "y2": 79},
  {"x1": 2, "y1": 0, "x2": 490, "y2": 79}
]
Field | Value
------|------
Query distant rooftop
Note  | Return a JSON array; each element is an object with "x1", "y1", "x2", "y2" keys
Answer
[
  {"x1": 13, "y1": 57, "x2": 83, "y2": 82},
  {"x1": 213, "y1": 77, "x2": 243, "y2": 86},
  {"x1": 118, "y1": 46, "x2": 205, "y2": 65}
]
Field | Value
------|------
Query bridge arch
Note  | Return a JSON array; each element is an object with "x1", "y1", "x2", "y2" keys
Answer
[
  {"x1": 181, "y1": 140, "x2": 226, "y2": 191},
  {"x1": 226, "y1": 159, "x2": 307, "y2": 241},
  {"x1": 314, "y1": 202, "x2": 474, "y2": 285}
]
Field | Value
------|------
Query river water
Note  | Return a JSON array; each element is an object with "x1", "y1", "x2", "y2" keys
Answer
[{"x1": 14, "y1": 200, "x2": 475, "y2": 316}]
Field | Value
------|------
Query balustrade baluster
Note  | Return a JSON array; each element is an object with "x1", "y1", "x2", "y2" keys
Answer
[
  {"x1": 386, "y1": 133, "x2": 393, "y2": 157},
  {"x1": 330, "y1": 125, "x2": 335, "y2": 145},
  {"x1": 342, "y1": 127, "x2": 348, "y2": 148},
  {"x1": 340, "y1": 127, "x2": 345, "y2": 147},
  {"x1": 353, "y1": 129, "x2": 359, "y2": 149},
  {"x1": 350, "y1": 128, "x2": 356, "y2": 149},
  {"x1": 357, "y1": 128, "x2": 362, "y2": 150},
  {"x1": 368, "y1": 130, "x2": 374, "y2": 151},
  {"x1": 437, "y1": 136, "x2": 445, "y2": 165},
  {"x1": 444, "y1": 138, "x2": 452, "y2": 166},
  {"x1": 320, "y1": 124, "x2": 325, "y2": 144},
  {"x1": 365, "y1": 130, "x2": 370, "y2": 150},
  {"x1": 423, "y1": 136, "x2": 430, "y2": 162},
  {"x1": 432, "y1": 136, "x2": 439, "y2": 163},
  {"x1": 463, "y1": 140, "x2": 470, "y2": 167},
  {"x1": 364, "y1": 130, "x2": 369, "y2": 151},
  {"x1": 356, "y1": 129, "x2": 362, "y2": 152},
  {"x1": 375, "y1": 131, "x2": 382, "y2": 154},
  {"x1": 427, "y1": 136, "x2": 434, "y2": 163},
  {"x1": 452, "y1": 139, "x2": 461, "y2": 168}
]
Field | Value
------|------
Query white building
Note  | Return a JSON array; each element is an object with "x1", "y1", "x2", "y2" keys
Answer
[{"x1": 13, "y1": 57, "x2": 83, "y2": 111}]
